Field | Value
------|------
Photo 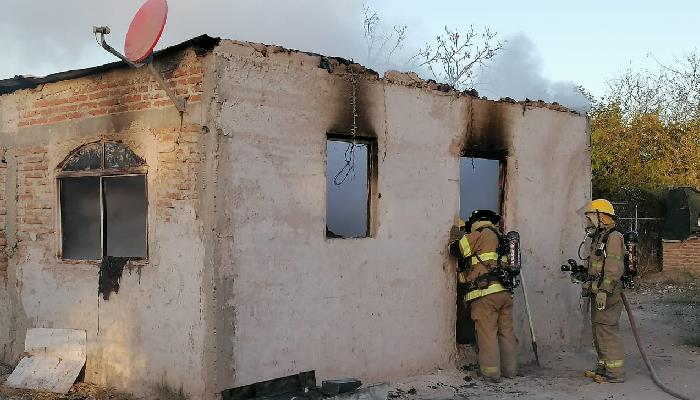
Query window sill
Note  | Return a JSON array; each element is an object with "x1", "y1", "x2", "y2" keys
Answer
[
  {"x1": 56, "y1": 258, "x2": 149, "y2": 267},
  {"x1": 324, "y1": 236, "x2": 373, "y2": 241}
]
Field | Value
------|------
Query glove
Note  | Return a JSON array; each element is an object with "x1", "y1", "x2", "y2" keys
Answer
[
  {"x1": 595, "y1": 291, "x2": 607, "y2": 311},
  {"x1": 581, "y1": 281, "x2": 591, "y2": 296}
]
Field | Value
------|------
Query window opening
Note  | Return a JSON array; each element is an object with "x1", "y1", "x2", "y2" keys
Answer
[
  {"x1": 326, "y1": 138, "x2": 370, "y2": 238},
  {"x1": 58, "y1": 141, "x2": 147, "y2": 260}
]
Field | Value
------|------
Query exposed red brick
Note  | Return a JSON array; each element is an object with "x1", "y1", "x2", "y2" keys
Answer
[
  {"x1": 663, "y1": 238, "x2": 700, "y2": 273},
  {"x1": 186, "y1": 75, "x2": 203, "y2": 85},
  {"x1": 77, "y1": 102, "x2": 100, "y2": 110},
  {"x1": 58, "y1": 104, "x2": 78, "y2": 113},
  {"x1": 89, "y1": 91, "x2": 110, "y2": 100},
  {"x1": 15, "y1": 147, "x2": 48, "y2": 156},
  {"x1": 98, "y1": 98, "x2": 120, "y2": 107},
  {"x1": 152, "y1": 99, "x2": 172, "y2": 108},
  {"x1": 21, "y1": 110, "x2": 41, "y2": 119},
  {"x1": 47, "y1": 114, "x2": 68, "y2": 124}
]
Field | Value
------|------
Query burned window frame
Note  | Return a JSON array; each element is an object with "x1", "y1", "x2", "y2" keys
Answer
[
  {"x1": 325, "y1": 133, "x2": 378, "y2": 239},
  {"x1": 56, "y1": 141, "x2": 149, "y2": 261}
]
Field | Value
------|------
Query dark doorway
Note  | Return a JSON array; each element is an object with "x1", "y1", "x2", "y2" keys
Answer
[{"x1": 457, "y1": 157, "x2": 503, "y2": 344}]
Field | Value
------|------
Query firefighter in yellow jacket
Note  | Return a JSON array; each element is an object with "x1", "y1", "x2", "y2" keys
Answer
[
  {"x1": 449, "y1": 210, "x2": 517, "y2": 382},
  {"x1": 581, "y1": 199, "x2": 625, "y2": 383}
]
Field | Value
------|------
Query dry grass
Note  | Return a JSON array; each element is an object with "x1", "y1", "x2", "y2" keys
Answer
[
  {"x1": 0, "y1": 382, "x2": 134, "y2": 400},
  {"x1": 152, "y1": 380, "x2": 189, "y2": 400}
]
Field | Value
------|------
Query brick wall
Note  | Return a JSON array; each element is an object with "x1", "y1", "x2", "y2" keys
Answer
[
  {"x1": 17, "y1": 52, "x2": 203, "y2": 128},
  {"x1": 662, "y1": 236, "x2": 700, "y2": 274},
  {"x1": 153, "y1": 123, "x2": 202, "y2": 221},
  {"x1": 6, "y1": 47, "x2": 206, "y2": 255},
  {"x1": 15, "y1": 146, "x2": 52, "y2": 246}
]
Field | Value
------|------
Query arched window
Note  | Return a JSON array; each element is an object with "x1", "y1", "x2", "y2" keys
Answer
[{"x1": 57, "y1": 141, "x2": 148, "y2": 260}]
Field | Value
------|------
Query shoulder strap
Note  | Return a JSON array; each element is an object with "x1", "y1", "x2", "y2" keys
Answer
[
  {"x1": 473, "y1": 226, "x2": 501, "y2": 269},
  {"x1": 477, "y1": 225, "x2": 502, "y2": 237},
  {"x1": 601, "y1": 227, "x2": 623, "y2": 243},
  {"x1": 597, "y1": 227, "x2": 620, "y2": 286}
]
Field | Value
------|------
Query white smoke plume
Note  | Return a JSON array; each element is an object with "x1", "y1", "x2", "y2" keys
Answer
[{"x1": 474, "y1": 33, "x2": 591, "y2": 113}]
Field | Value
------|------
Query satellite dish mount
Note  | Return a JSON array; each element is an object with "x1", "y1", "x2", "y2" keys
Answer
[{"x1": 92, "y1": 0, "x2": 185, "y2": 114}]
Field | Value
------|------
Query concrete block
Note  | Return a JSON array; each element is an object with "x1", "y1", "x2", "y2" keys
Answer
[{"x1": 5, "y1": 328, "x2": 86, "y2": 393}]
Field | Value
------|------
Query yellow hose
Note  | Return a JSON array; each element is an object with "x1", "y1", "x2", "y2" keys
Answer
[{"x1": 621, "y1": 292, "x2": 694, "y2": 400}]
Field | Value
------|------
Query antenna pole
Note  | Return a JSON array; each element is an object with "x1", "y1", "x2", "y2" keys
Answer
[
  {"x1": 93, "y1": 27, "x2": 186, "y2": 114},
  {"x1": 146, "y1": 62, "x2": 186, "y2": 113},
  {"x1": 95, "y1": 28, "x2": 142, "y2": 68}
]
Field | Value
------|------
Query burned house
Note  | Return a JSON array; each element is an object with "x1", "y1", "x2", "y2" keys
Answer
[{"x1": 0, "y1": 35, "x2": 591, "y2": 399}]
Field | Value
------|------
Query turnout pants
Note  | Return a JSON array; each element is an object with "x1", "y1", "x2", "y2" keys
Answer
[
  {"x1": 470, "y1": 291, "x2": 517, "y2": 379},
  {"x1": 591, "y1": 292, "x2": 625, "y2": 379}
]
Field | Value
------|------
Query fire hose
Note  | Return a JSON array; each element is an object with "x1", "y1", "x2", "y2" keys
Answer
[{"x1": 621, "y1": 292, "x2": 694, "y2": 400}]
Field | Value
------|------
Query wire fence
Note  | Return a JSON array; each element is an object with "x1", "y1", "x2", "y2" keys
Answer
[{"x1": 612, "y1": 199, "x2": 665, "y2": 275}]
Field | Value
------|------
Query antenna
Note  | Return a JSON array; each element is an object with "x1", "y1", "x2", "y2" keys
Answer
[{"x1": 93, "y1": 0, "x2": 185, "y2": 114}]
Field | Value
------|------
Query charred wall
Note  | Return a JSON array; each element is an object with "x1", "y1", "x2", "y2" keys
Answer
[{"x1": 208, "y1": 39, "x2": 590, "y2": 392}]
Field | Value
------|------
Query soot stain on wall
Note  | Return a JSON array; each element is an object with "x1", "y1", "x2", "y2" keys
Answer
[
  {"x1": 328, "y1": 71, "x2": 377, "y2": 139},
  {"x1": 463, "y1": 102, "x2": 511, "y2": 159}
]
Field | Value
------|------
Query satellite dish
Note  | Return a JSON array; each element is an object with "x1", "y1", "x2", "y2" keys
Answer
[
  {"x1": 92, "y1": 0, "x2": 185, "y2": 113},
  {"x1": 124, "y1": 0, "x2": 168, "y2": 63}
]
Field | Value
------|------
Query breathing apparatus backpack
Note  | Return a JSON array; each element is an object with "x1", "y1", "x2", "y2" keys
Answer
[
  {"x1": 598, "y1": 228, "x2": 639, "y2": 289},
  {"x1": 475, "y1": 226, "x2": 522, "y2": 291}
]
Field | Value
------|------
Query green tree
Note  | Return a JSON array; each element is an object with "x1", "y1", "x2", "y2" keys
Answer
[
  {"x1": 591, "y1": 105, "x2": 700, "y2": 194},
  {"x1": 591, "y1": 53, "x2": 700, "y2": 195}
]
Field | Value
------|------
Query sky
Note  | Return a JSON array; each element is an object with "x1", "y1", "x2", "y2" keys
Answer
[{"x1": 1, "y1": 1, "x2": 698, "y2": 106}]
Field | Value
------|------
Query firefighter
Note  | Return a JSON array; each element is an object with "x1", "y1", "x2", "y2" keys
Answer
[
  {"x1": 581, "y1": 199, "x2": 625, "y2": 383},
  {"x1": 448, "y1": 210, "x2": 517, "y2": 382}
]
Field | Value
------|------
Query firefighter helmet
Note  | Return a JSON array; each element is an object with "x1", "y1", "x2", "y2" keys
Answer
[
  {"x1": 468, "y1": 209, "x2": 501, "y2": 225},
  {"x1": 584, "y1": 199, "x2": 615, "y2": 217}
]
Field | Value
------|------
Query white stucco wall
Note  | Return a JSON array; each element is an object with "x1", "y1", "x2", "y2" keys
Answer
[{"x1": 207, "y1": 40, "x2": 590, "y2": 392}]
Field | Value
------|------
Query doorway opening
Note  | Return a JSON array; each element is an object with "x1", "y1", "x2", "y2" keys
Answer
[{"x1": 457, "y1": 156, "x2": 504, "y2": 344}]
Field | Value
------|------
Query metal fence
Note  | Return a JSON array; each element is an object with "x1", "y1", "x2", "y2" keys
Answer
[{"x1": 613, "y1": 202, "x2": 665, "y2": 274}]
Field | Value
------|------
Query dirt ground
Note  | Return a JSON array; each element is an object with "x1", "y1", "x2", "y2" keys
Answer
[
  {"x1": 1, "y1": 274, "x2": 698, "y2": 400},
  {"x1": 391, "y1": 273, "x2": 700, "y2": 400},
  {"x1": 0, "y1": 382, "x2": 134, "y2": 400}
]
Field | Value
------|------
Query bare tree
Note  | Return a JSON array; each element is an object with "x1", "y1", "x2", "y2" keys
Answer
[
  {"x1": 605, "y1": 51, "x2": 700, "y2": 122},
  {"x1": 604, "y1": 64, "x2": 668, "y2": 121},
  {"x1": 414, "y1": 26, "x2": 503, "y2": 90},
  {"x1": 362, "y1": 4, "x2": 407, "y2": 67},
  {"x1": 656, "y1": 51, "x2": 700, "y2": 122}
]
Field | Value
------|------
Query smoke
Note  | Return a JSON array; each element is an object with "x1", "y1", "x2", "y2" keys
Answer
[
  {"x1": 475, "y1": 33, "x2": 591, "y2": 113},
  {"x1": 0, "y1": 0, "x2": 367, "y2": 79}
]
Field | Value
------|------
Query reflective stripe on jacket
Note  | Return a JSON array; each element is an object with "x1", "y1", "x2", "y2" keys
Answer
[
  {"x1": 466, "y1": 282, "x2": 508, "y2": 302},
  {"x1": 451, "y1": 221, "x2": 501, "y2": 292}
]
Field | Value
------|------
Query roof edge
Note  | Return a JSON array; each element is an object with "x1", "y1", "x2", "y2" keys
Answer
[
  {"x1": 0, "y1": 34, "x2": 582, "y2": 115},
  {"x1": 0, "y1": 34, "x2": 220, "y2": 95}
]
